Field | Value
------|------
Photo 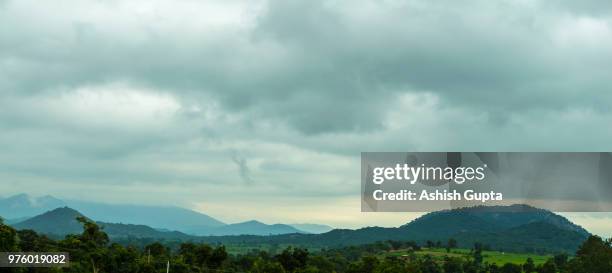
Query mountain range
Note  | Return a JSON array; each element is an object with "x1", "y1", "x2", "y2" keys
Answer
[
  {"x1": 4, "y1": 202, "x2": 591, "y2": 254},
  {"x1": 195, "y1": 204, "x2": 591, "y2": 254},
  {"x1": 12, "y1": 207, "x2": 194, "y2": 240},
  {"x1": 0, "y1": 194, "x2": 332, "y2": 235}
]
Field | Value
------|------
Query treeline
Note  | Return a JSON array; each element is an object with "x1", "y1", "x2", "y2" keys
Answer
[{"x1": 1, "y1": 217, "x2": 611, "y2": 273}]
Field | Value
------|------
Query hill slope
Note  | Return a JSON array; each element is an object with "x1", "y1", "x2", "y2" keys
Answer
[
  {"x1": 406, "y1": 204, "x2": 589, "y2": 237},
  {"x1": 7, "y1": 204, "x2": 591, "y2": 254},
  {"x1": 1, "y1": 194, "x2": 317, "y2": 236},
  {"x1": 0, "y1": 194, "x2": 225, "y2": 233},
  {"x1": 13, "y1": 206, "x2": 85, "y2": 235},
  {"x1": 12, "y1": 207, "x2": 194, "y2": 240},
  {"x1": 290, "y1": 223, "x2": 334, "y2": 234},
  {"x1": 68, "y1": 200, "x2": 226, "y2": 233},
  {"x1": 198, "y1": 205, "x2": 590, "y2": 254},
  {"x1": 200, "y1": 220, "x2": 305, "y2": 236}
]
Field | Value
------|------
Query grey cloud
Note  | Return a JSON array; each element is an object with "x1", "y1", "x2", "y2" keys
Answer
[
  {"x1": 2, "y1": 0, "x2": 609, "y2": 136},
  {"x1": 231, "y1": 151, "x2": 253, "y2": 184},
  {"x1": 550, "y1": 1, "x2": 612, "y2": 16},
  {"x1": 1, "y1": 0, "x2": 612, "y2": 219}
]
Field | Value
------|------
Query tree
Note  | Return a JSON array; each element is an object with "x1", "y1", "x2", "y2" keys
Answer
[
  {"x1": 420, "y1": 255, "x2": 441, "y2": 273},
  {"x1": 523, "y1": 257, "x2": 536, "y2": 273},
  {"x1": 307, "y1": 255, "x2": 335, "y2": 273},
  {"x1": 106, "y1": 243, "x2": 140, "y2": 273},
  {"x1": 0, "y1": 220, "x2": 18, "y2": 252},
  {"x1": 74, "y1": 216, "x2": 110, "y2": 273},
  {"x1": 77, "y1": 216, "x2": 108, "y2": 247},
  {"x1": 145, "y1": 242, "x2": 168, "y2": 258},
  {"x1": 388, "y1": 240, "x2": 403, "y2": 250},
  {"x1": 472, "y1": 243, "x2": 483, "y2": 265},
  {"x1": 500, "y1": 263, "x2": 521, "y2": 273},
  {"x1": 194, "y1": 243, "x2": 213, "y2": 269},
  {"x1": 443, "y1": 256, "x2": 463, "y2": 273},
  {"x1": 537, "y1": 260, "x2": 557, "y2": 273},
  {"x1": 209, "y1": 245, "x2": 228, "y2": 269},
  {"x1": 553, "y1": 253, "x2": 568, "y2": 270},
  {"x1": 487, "y1": 263, "x2": 500, "y2": 273},
  {"x1": 17, "y1": 229, "x2": 55, "y2": 252},
  {"x1": 447, "y1": 238, "x2": 457, "y2": 253},
  {"x1": 277, "y1": 247, "x2": 309, "y2": 272},
  {"x1": 565, "y1": 235, "x2": 612, "y2": 273},
  {"x1": 346, "y1": 256, "x2": 379, "y2": 273},
  {"x1": 252, "y1": 258, "x2": 286, "y2": 273},
  {"x1": 169, "y1": 258, "x2": 190, "y2": 273},
  {"x1": 426, "y1": 240, "x2": 435, "y2": 248},
  {"x1": 61, "y1": 216, "x2": 109, "y2": 273}
]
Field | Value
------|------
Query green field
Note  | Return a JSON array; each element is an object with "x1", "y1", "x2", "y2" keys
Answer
[
  {"x1": 386, "y1": 247, "x2": 552, "y2": 266},
  {"x1": 224, "y1": 243, "x2": 323, "y2": 255},
  {"x1": 226, "y1": 244, "x2": 552, "y2": 266}
]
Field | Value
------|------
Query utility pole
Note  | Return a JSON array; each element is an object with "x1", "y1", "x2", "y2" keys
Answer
[{"x1": 166, "y1": 260, "x2": 170, "y2": 273}]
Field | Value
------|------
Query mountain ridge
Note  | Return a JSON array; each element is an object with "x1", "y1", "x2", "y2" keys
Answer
[
  {"x1": 1, "y1": 194, "x2": 315, "y2": 236},
  {"x1": 198, "y1": 220, "x2": 306, "y2": 236},
  {"x1": 12, "y1": 207, "x2": 194, "y2": 240},
  {"x1": 0, "y1": 194, "x2": 225, "y2": 233},
  {"x1": 195, "y1": 205, "x2": 591, "y2": 254},
  {"x1": 4, "y1": 198, "x2": 591, "y2": 254}
]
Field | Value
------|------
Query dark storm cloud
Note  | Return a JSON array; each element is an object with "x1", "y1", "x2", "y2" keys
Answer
[
  {"x1": 1, "y1": 0, "x2": 612, "y2": 216},
  {"x1": 2, "y1": 0, "x2": 610, "y2": 135},
  {"x1": 256, "y1": 1, "x2": 612, "y2": 114}
]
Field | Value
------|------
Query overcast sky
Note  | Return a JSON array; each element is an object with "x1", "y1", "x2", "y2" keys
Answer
[{"x1": 1, "y1": 0, "x2": 611, "y2": 235}]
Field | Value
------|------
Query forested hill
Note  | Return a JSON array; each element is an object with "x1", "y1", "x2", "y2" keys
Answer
[
  {"x1": 12, "y1": 207, "x2": 194, "y2": 240},
  {"x1": 198, "y1": 205, "x2": 590, "y2": 254},
  {"x1": 5, "y1": 204, "x2": 591, "y2": 254}
]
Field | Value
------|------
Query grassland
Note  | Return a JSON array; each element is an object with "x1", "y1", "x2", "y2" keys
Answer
[
  {"x1": 226, "y1": 244, "x2": 552, "y2": 266},
  {"x1": 385, "y1": 247, "x2": 552, "y2": 266}
]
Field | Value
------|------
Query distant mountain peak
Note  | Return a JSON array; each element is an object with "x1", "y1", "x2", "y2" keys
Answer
[
  {"x1": 290, "y1": 223, "x2": 334, "y2": 234},
  {"x1": 11, "y1": 207, "x2": 195, "y2": 240},
  {"x1": 22, "y1": 206, "x2": 85, "y2": 221},
  {"x1": 459, "y1": 204, "x2": 542, "y2": 212},
  {"x1": 7, "y1": 193, "x2": 29, "y2": 199},
  {"x1": 401, "y1": 204, "x2": 590, "y2": 239},
  {"x1": 196, "y1": 219, "x2": 306, "y2": 236},
  {"x1": 1, "y1": 193, "x2": 225, "y2": 234},
  {"x1": 13, "y1": 206, "x2": 88, "y2": 235},
  {"x1": 4, "y1": 193, "x2": 30, "y2": 204},
  {"x1": 240, "y1": 220, "x2": 265, "y2": 225},
  {"x1": 47, "y1": 206, "x2": 82, "y2": 215}
]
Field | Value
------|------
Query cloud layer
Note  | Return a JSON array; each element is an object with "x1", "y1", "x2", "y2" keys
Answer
[{"x1": 1, "y1": 0, "x2": 612, "y2": 228}]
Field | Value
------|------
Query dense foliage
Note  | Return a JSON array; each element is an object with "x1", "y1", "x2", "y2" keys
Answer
[{"x1": 0, "y1": 217, "x2": 610, "y2": 273}]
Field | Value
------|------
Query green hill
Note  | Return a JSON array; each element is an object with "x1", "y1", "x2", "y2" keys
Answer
[
  {"x1": 8, "y1": 204, "x2": 591, "y2": 254},
  {"x1": 12, "y1": 207, "x2": 194, "y2": 240},
  {"x1": 198, "y1": 205, "x2": 590, "y2": 254}
]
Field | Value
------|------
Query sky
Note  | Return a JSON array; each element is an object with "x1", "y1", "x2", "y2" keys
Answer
[{"x1": 1, "y1": 0, "x2": 612, "y2": 236}]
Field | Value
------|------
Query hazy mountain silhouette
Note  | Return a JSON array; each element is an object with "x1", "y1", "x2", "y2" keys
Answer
[
  {"x1": 66, "y1": 200, "x2": 226, "y2": 233},
  {"x1": 1, "y1": 194, "x2": 322, "y2": 236},
  {"x1": 290, "y1": 223, "x2": 334, "y2": 234},
  {"x1": 197, "y1": 205, "x2": 591, "y2": 254},
  {"x1": 0, "y1": 194, "x2": 66, "y2": 219},
  {"x1": 197, "y1": 220, "x2": 305, "y2": 236},
  {"x1": 1, "y1": 195, "x2": 314, "y2": 236},
  {"x1": 3, "y1": 197, "x2": 592, "y2": 253},
  {"x1": 13, "y1": 207, "x2": 86, "y2": 235},
  {"x1": 12, "y1": 207, "x2": 193, "y2": 240},
  {"x1": 0, "y1": 194, "x2": 225, "y2": 233}
]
